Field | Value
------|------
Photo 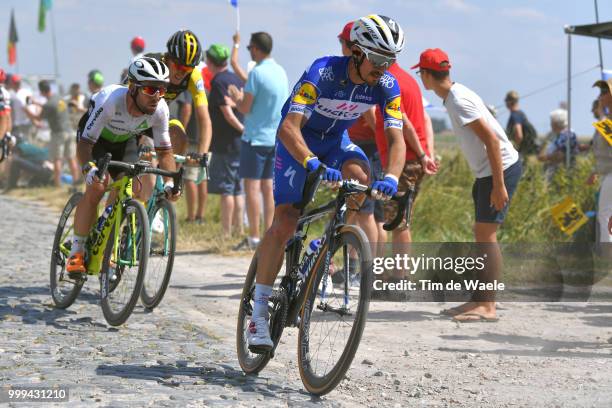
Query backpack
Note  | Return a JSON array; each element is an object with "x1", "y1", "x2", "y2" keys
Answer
[{"x1": 507, "y1": 111, "x2": 538, "y2": 155}]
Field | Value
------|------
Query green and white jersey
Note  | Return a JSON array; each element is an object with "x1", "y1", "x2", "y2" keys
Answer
[{"x1": 80, "y1": 84, "x2": 171, "y2": 150}]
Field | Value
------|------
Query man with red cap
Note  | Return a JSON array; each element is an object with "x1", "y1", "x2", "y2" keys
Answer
[
  {"x1": 414, "y1": 48, "x2": 521, "y2": 322},
  {"x1": 338, "y1": 21, "x2": 384, "y2": 264},
  {"x1": 131, "y1": 36, "x2": 146, "y2": 60}
]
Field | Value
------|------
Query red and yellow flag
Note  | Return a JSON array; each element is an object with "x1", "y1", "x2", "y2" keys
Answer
[{"x1": 7, "y1": 9, "x2": 18, "y2": 66}]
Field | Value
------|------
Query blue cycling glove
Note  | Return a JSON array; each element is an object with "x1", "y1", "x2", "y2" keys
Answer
[
  {"x1": 372, "y1": 175, "x2": 398, "y2": 198},
  {"x1": 305, "y1": 156, "x2": 342, "y2": 183}
]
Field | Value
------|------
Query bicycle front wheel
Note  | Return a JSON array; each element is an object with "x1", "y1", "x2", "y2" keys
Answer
[
  {"x1": 236, "y1": 253, "x2": 273, "y2": 374},
  {"x1": 100, "y1": 199, "x2": 149, "y2": 326},
  {"x1": 50, "y1": 192, "x2": 85, "y2": 309},
  {"x1": 140, "y1": 198, "x2": 176, "y2": 310},
  {"x1": 298, "y1": 225, "x2": 372, "y2": 396}
]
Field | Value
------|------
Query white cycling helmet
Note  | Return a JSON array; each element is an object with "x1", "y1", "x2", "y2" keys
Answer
[
  {"x1": 128, "y1": 56, "x2": 169, "y2": 85},
  {"x1": 350, "y1": 14, "x2": 405, "y2": 55}
]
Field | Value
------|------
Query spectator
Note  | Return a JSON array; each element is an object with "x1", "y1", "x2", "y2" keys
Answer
[
  {"x1": 5, "y1": 136, "x2": 53, "y2": 190},
  {"x1": 537, "y1": 109, "x2": 577, "y2": 181},
  {"x1": 375, "y1": 58, "x2": 438, "y2": 291},
  {"x1": 337, "y1": 21, "x2": 385, "y2": 258},
  {"x1": 229, "y1": 31, "x2": 289, "y2": 250},
  {"x1": 504, "y1": 90, "x2": 538, "y2": 155},
  {"x1": 592, "y1": 79, "x2": 612, "y2": 245},
  {"x1": 87, "y1": 69, "x2": 104, "y2": 100},
  {"x1": 206, "y1": 44, "x2": 245, "y2": 236},
  {"x1": 131, "y1": 36, "x2": 146, "y2": 61},
  {"x1": 415, "y1": 48, "x2": 521, "y2": 322},
  {"x1": 7, "y1": 74, "x2": 33, "y2": 142},
  {"x1": 0, "y1": 69, "x2": 11, "y2": 139},
  {"x1": 65, "y1": 83, "x2": 87, "y2": 133},
  {"x1": 26, "y1": 80, "x2": 79, "y2": 188}
]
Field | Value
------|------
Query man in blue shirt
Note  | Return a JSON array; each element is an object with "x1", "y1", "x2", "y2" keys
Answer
[
  {"x1": 244, "y1": 15, "x2": 408, "y2": 352},
  {"x1": 229, "y1": 32, "x2": 289, "y2": 250}
]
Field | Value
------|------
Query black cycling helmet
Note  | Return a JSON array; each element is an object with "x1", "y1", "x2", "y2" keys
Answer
[{"x1": 166, "y1": 30, "x2": 202, "y2": 67}]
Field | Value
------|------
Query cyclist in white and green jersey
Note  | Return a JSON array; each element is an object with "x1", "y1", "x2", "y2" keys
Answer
[{"x1": 66, "y1": 57, "x2": 180, "y2": 276}]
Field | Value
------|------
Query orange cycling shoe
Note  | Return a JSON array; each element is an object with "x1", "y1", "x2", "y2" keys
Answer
[{"x1": 66, "y1": 253, "x2": 86, "y2": 277}]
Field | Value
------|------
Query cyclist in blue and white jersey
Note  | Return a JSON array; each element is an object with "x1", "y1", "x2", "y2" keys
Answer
[{"x1": 247, "y1": 15, "x2": 408, "y2": 352}]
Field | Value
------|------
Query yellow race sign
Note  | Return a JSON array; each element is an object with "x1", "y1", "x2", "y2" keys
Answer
[
  {"x1": 593, "y1": 118, "x2": 612, "y2": 146},
  {"x1": 550, "y1": 196, "x2": 589, "y2": 236}
]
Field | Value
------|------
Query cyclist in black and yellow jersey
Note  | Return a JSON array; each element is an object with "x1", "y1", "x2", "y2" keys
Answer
[{"x1": 145, "y1": 30, "x2": 212, "y2": 160}]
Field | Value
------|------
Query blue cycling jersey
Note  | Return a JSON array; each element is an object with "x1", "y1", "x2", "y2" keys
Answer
[{"x1": 280, "y1": 56, "x2": 403, "y2": 138}]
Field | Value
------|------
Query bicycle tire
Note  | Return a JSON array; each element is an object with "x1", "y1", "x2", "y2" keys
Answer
[
  {"x1": 140, "y1": 198, "x2": 176, "y2": 309},
  {"x1": 100, "y1": 199, "x2": 149, "y2": 326},
  {"x1": 50, "y1": 192, "x2": 85, "y2": 309},
  {"x1": 298, "y1": 226, "x2": 372, "y2": 396},
  {"x1": 236, "y1": 253, "x2": 272, "y2": 374}
]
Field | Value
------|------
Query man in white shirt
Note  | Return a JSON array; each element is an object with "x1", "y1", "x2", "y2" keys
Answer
[
  {"x1": 7, "y1": 75, "x2": 33, "y2": 141},
  {"x1": 413, "y1": 48, "x2": 522, "y2": 322}
]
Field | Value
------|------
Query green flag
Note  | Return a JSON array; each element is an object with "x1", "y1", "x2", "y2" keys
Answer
[{"x1": 38, "y1": 0, "x2": 52, "y2": 32}]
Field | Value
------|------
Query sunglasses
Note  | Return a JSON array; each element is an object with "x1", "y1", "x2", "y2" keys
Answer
[
  {"x1": 169, "y1": 58, "x2": 194, "y2": 73},
  {"x1": 138, "y1": 85, "x2": 167, "y2": 97},
  {"x1": 356, "y1": 45, "x2": 396, "y2": 69}
]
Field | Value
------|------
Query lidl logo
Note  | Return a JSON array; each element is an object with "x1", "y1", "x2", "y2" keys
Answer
[
  {"x1": 385, "y1": 96, "x2": 402, "y2": 120},
  {"x1": 293, "y1": 82, "x2": 317, "y2": 106}
]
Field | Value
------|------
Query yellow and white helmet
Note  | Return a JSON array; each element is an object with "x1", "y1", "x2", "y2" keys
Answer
[{"x1": 350, "y1": 15, "x2": 405, "y2": 55}]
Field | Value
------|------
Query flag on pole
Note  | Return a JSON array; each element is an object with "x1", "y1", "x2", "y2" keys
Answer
[
  {"x1": 38, "y1": 0, "x2": 53, "y2": 32},
  {"x1": 229, "y1": 0, "x2": 240, "y2": 31},
  {"x1": 8, "y1": 9, "x2": 18, "y2": 66}
]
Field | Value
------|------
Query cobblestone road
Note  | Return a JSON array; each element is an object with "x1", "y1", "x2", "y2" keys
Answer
[{"x1": 1, "y1": 195, "x2": 612, "y2": 407}]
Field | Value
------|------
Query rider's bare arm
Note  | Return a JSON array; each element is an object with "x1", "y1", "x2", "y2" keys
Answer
[
  {"x1": 278, "y1": 112, "x2": 314, "y2": 166},
  {"x1": 384, "y1": 126, "x2": 406, "y2": 179},
  {"x1": 76, "y1": 139, "x2": 95, "y2": 168}
]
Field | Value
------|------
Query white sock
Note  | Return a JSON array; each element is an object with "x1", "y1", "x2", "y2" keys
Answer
[
  {"x1": 248, "y1": 236, "x2": 260, "y2": 246},
  {"x1": 253, "y1": 283, "x2": 272, "y2": 320},
  {"x1": 70, "y1": 235, "x2": 87, "y2": 256}
]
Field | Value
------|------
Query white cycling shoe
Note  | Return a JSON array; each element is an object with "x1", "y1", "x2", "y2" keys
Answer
[{"x1": 247, "y1": 316, "x2": 273, "y2": 354}]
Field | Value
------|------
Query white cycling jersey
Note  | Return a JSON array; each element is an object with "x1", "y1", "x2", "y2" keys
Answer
[{"x1": 80, "y1": 84, "x2": 171, "y2": 150}]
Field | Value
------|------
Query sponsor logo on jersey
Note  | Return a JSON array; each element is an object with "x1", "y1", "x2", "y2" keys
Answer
[
  {"x1": 384, "y1": 96, "x2": 402, "y2": 120},
  {"x1": 315, "y1": 98, "x2": 371, "y2": 120},
  {"x1": 284, "y1": 166, "x2": 296, "y2": 188},
  {"x1": 195, "y1": 78, "x2": 205, "y2": 92},
  {"x1": 136, "y1": 120, "x2": 149, "y2": 131},
  {"x1": 353, "y1": 93, "x2": 373, "y2": 103},
  {"x1": 86, "y1": 107, "x2": 104, "y2": 131},
  {"x1": 379, "y1": 74, "x2": 396, "y2": 89},
  {"x1": 318, "y1": 66, "x2": 334, "y2": 81},
  {"x1": 334, "y1": 90, "x2": 346, "y2": 98},
  {"x1": 292, "y1": 83, "x2": 317, "y2": 105}
]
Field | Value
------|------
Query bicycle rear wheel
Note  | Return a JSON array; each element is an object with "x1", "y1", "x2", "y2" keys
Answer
[
  {"x1": 100, "y1": 199, "x2": 149, "y2": 326},
  {"x1": 140, "y1": 198, "x2": 176, "y2": 309},
  {"x1": 50, "y1": 192, "x2": 85, "y2": 309},
  {"x1": 298, "y1": 226, "x2": 372, "y2": 395}
]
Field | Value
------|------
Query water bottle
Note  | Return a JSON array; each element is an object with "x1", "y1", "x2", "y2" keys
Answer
[
  {"x1": 97, "y1": 205, "x2": 113, "y2": 232},
  {"x1": 299, "y1": 238, "x2": 322, "y2": 280}
]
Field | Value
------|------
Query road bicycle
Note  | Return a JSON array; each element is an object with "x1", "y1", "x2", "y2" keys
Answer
[
  {"x1": 49, "y1": 153, "x2": 182, "y2": 326},
  {"x1": 139, "y1": 150, "x2": 205, "y2": 309},
  {"x1": 236, "y1": 166, "x2": 413, "y2": 395}
]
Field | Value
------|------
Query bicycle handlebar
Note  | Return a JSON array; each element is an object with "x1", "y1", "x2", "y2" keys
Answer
[
  {"x1": 295, "y1": 164, "x2": 415, "y2": 231},
  {"x1": 95, "y1": 153, "x2": 184, "y2": 195},
  {"x1": 137, "y1": 147, "x2": 207, "y2": 168}
]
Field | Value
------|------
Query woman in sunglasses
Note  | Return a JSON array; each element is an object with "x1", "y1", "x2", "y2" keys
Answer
[{"x1": 66, "y1": 57, "x2": 180, "y2": 276}]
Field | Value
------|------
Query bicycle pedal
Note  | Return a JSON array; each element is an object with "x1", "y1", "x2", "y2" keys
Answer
[{"x1": 248, "y1": 344, "x2": 273, "y2": 355}]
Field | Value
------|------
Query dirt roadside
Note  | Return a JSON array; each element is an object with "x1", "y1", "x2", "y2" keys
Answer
[{"x1": 167, "y1": 252, "x2": 612, "y2": 407}]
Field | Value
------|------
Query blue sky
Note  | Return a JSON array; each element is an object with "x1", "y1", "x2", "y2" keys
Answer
[{"x1": 2, "y1": 0, "x2": 612, "y2": 135}]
